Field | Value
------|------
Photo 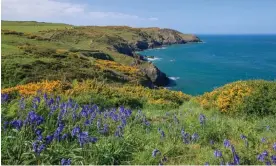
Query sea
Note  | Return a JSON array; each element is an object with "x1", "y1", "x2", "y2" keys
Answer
[{"x1": 139, "y1": 35, "x2": 276, "y2": 95}]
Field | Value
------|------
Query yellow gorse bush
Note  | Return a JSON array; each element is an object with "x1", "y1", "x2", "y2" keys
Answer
[
  {"x1": 65, "y1": 80, "x2": 191, "y2": 106},
  {"x1": 1, "y1": 80, "x2": 61, "y2": 96},
  {"x1": 197, "y1": 81, "x2": 252, "y2": 113},
  {"x1": 95, "y1": 59, "x2": 140, "y2": 76}
]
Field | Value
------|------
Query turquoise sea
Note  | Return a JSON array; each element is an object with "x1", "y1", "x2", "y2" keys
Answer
[{"x1": 139, "y1": 35, "x2": 276, "y2": 95}]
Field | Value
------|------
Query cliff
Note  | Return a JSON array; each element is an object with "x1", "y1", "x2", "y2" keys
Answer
[{"x1": 1, "y1": 21, "x2": 200, "y2": 88}]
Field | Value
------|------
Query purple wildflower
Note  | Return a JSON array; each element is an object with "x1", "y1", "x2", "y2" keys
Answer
[
  {"x1": 266, "y1": 161, "x2": 271, "y2": 165},
  {"x1": 182, "y1": 132, "x2": 190, "y2": 144},
  {"x1": 71, "y1": 127, "x2": 81, "y2": 137},
  {"x1": 261, "y1": 137, "x2": 266, "y2": 143},
  {"x1": 223, "y1": 139, "x2": 231, "y2": 148},
  {"x1": 1, "y1": 94, "x2": 9, "y2": 103},
  {"x1": 77, "y1": 131, "x2": 89, "y2": 147},
  {"x1": 257, "y1": 154, "x2": 265, "y2": 162},
  {"x1": 10, "y1": 120, "x2": 23, "y2": 130},
  {"x1": 45, "y1": 135, "x2": 54, "y2": 144},
  {"x1": 210, "y1": 140, "x2": 214, "y2": 145},
  {"x1": 99, "y1": 124, "x2": 109, "y2": 134},
  {"x1": 240, "y1": 134, "x2": 247, "y2": 140},
  {"x1": 230, "y1": 145, "x2": 240, "y2": 165},
  {"x1": 199, "y1": 113, "x2": 206, "y2": 126},
  {"x1": 19, "y1": 97, "x2": 25, "y2": 110},
  {"x1": 89, "y1": 137, "x2": 98, "y2": 143},
  {"x1": 273, "y1": 142, "x2": 276, "y2": 151},
  {"x1": 271, "y1": 155, "x2": 276, "y2": 164},
  {"x1": 214, "y1": 150, "x2": 222, "y2": 158},
  {"x1": 62, "y1": 133, "x2": 69, "y2": 140},
  {"x1": 152, "y1": 149, "x2": 160, "y2": 157},
  {"x1": 32, "y1": 141, "x2": 45, "y2": 156},
  {"x1": 61, "y1": 158, "x2": 71, "y2": 165},
  {"x1": 204, "y1": 162, "x2": 209, "y2": 166},
  {"x1": 191, "y1": 133, "x2": 199, "y2": 142}
]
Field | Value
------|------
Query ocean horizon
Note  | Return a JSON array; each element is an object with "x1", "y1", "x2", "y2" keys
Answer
[{"x1": 139, "y1": 34, "x2": 276, "y2": 95}]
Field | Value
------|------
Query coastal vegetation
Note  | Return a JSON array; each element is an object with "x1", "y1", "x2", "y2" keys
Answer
[{"x1": 1, "y1": 21, "x2": 276, "y2": 165}]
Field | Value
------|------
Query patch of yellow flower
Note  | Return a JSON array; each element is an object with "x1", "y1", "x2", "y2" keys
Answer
[
  {"x1": 197, "y1": 81, "x2": 252, "y2": 113},
  {"x1": 95, "y1": 59, "x2": 140, "y2": 75},
  {"x1": 1, "y1": 80, "x2": 61, "y2": 96}
]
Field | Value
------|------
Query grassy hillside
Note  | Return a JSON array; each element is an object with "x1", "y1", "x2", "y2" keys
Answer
[{"x1": 1, "y1": 21, "x2": 276, "y2": 165}]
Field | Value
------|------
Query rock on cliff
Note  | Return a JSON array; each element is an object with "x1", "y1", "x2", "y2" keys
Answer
[{"x1": 140, "y1": 63, "x2": 169, "y2": 86}]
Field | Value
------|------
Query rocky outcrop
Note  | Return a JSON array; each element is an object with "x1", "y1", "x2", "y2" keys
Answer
[{"x1": 140, "y1": 63, "x2": 169, "y2": 86}]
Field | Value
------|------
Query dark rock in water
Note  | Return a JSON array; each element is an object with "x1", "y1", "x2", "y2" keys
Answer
[{"x1": 141, "y1": 64, "x2": 169, "y2": 86}]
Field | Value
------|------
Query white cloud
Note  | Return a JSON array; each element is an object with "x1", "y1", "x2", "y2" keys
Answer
[{"x1": 1, "y1": 0, "x2": 158, "y2": 25}]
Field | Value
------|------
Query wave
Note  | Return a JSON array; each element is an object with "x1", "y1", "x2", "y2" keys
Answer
[
  {"x1": 146, "y1": 57, "x2": 162, "y2": 61},
  {"x1": 169, "y1": 77, "x2": 180, "y2": 81},
  {"x1": 170, "y1": 59, "x2": 175, "y2": 62}
]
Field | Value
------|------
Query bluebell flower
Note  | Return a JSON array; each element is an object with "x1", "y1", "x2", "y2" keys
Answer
[
  {"x1": 1, "y1": 94, "x2": 9, "y2": 103},
  {"x1": 214, "y1": 150, "x2": 222, "y2": 158},
  {"x1": 27, "y1": 111, "x2": 44, "y2": 126},
  {"x1": 71, "y1": 127, "x2": 81, "y2": 137},
  {"x1": 182, "y1": 132, "x2": 190, "y2": 144},
  {"x1": 61, "y1": 158, "x2": 71, "y2": 165},
  {"x1": 266, "y1": 161, "x2": 271, "y2": 165},
  {"x1": 261, "y1": 137, "x2": 266, "y2": 143},
  {"x1": 158, "y1": 128, "x2": 165, "y2": 139},
  {"x1": 174, "y1": 114, "x2": 179, "y2": 124},
  {"x1": 204, "y1": 162, "x2": 209, "y2": 166},
  {"x1": 273, "y1": 142, "x2": 276, "y2": 151},
  {"x1": 97, "y1": 119, "x2": 102, "y2": 130},
  {"x1": 35, "y1": 129, "x2": 43, "y2": 136},
  {"x1": 62, "y1": 133, "x2": 69, "y2": 140},
  {"x1": 181, "y1": 128, "x2": 185, "y2": 137},
  {"x1": 223, "y1": 139, "x2": 231, "y2": 148},
  {"x1": 152, "y1": 149, "x2": 160, "y2": 157},
  {"x1": 32, "y1": 141, "x2": 45, "y2": 156},
  {"x1": 257, "y1": 154, "x2": 265, "y2": 162},
  {"x1": 89, "y1": 137, "x2": 98, "y2": 143},
  {"x1": 84, "y1": 119, "x2": 91, "y2": 126},
  {"x1": 271, "y1": 155, "x2": 276, "y2": 164},
  {"x1": 11, "y1": 120, "x2": 23, "y2": 130},
  {"x1": 262, "y1": 150, "x2": 269, "y2": 157},
  {"x1": 19, "y1": 97, "x2": 25, "y2": 110},
  {"x1": 45, "y1": 134, "x2": 54, "y2": 144},
  {"x1": 80, "y1": 108, "x2": 88, "y2": 118},
  {"x1": 121, "y1": 118, "x2": 127, "y2": 127},
  {"x1": 77, "y1": 131, "x2": 89, "y2": 147},
  {"x1": 161, "y1": 156, "x2": 167, "y2": 162},
  {"x1": 240, "y1": 134, "x2": 247, "y2": 140},
  {"x1": 54, "y1": 123, "x2": 65, "y2": 140},
  {"x1": 99, "y1": 124, "x2": 109, "y2": 134},
  {"x1": 199, "y1": 113, "x2": 206, "y2": 126},
  {"x1": 210, "y1": 140, "x2": 214, "y2": 145},
  {"x1": 114, "y1": 125, "x2": 123, "y2": 137},
  {"x1": 3, "y1": 121, "x2": 9, "y2": 130},
  {"x1": 191, "y1": 133, "x2": 199, "y2": 142},
  {"x1": 230, "y1": 145, "x2": 240, "y2": 165}
]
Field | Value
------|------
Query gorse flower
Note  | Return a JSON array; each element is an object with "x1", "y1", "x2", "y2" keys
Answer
[{"x1": 61, "y1": 158, "x2": 71, "y2": 165}]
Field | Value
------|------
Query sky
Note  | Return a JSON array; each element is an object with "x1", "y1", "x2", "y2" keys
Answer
[{"x1": 2, "y1": 0, "x2": 276, "y2": 34}]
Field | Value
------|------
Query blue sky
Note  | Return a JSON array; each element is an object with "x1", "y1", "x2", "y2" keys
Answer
[{"x1": 2, "y1": 0, "x2": 276, "y2": 34}]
